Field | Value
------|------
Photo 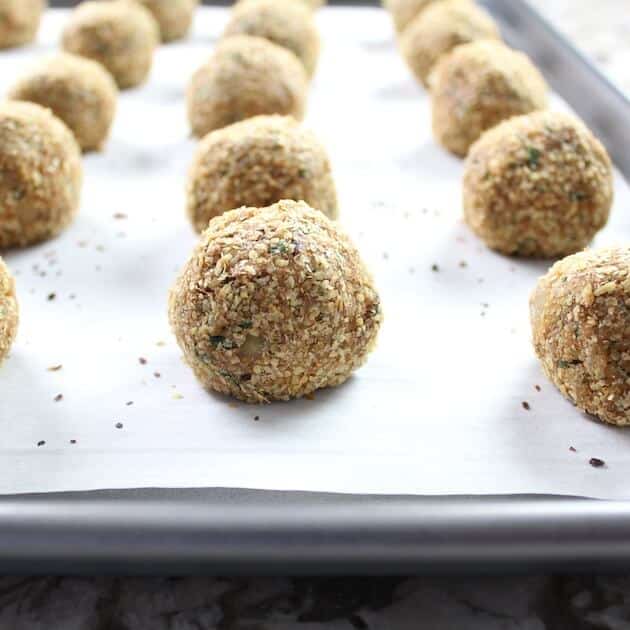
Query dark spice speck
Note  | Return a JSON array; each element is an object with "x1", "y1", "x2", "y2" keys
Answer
[
  {"x1": 589, "y1": 457, "x2": 605, "y2": 468},
  {"x1": 522, "y1": 401, "x2": 530, "y2": 411}
]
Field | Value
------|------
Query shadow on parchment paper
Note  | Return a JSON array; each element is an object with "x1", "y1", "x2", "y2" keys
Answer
[
  {"x1": 91, "y1": 137, "x2": 186, "y2": 176},
  {"x1": 372, "y1": 80, "x2": 423, "y2": 102},
  {"x1": 360, "y1": 36, "x2": 396, "y2": 53},
  {"x1": 395, "y1": 139, "x2": 462, "y2": 177},
  {"x1": 194, "y1": 373, "x2": 360, "y2": 428},
  {"x1": 1, "y1": 354, "x2": 74, "y2": 444},
  {"x1": 495, "y1": 358, "x2": 630, "y2": 494}
]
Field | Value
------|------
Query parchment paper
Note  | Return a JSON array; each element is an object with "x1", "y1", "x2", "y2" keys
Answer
[{"x1": 2, "y1": 7, "x2": 630, "y2": 498}]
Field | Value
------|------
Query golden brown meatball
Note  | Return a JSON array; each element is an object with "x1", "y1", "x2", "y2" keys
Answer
[
  {"x1": 0, "y1": 0, "x2": 45, "y2": 49},
  {"x1": 382, "y1": 0, "x2": 440, "y2": 34},
  {"x1": 0, "y1": 257, "x2": 18, "y2": 364},
  {"x1": 530, "y1": 247, "x2": 630, "y2": 426},
  {"x1": 224, "y1": 0, "x2": 319, "y2": 77},
  {"x1": 169, "y1": 200, "x2": 382, "y2": 403},
  {"x1": 187, "y1": 35, "x2": 308, "y2": 138},
  {"x1": 431, "y1": 40, "x2": 548, "y2": 157},
  {"x1": 463, "y1": 111, "x2": 613, "y2": 257},
  {"x1": 61, "y1": 0, "x2": 159, "y2": 90},
  {"x1": 133, "y1": 0, "x2": 198, "y2": 42},
  {"x1": 9, "y1": 53, "x2": 118, "y2": 152},
  {"x1": 0, "y1": 101, "x2": 83, "y2": 249},
  {"x1": 187, "y1": 115, "x2": 337, "y2": 232},
  {"x1": 400, "y1": 0, "x2": 500, "y2": 87}
]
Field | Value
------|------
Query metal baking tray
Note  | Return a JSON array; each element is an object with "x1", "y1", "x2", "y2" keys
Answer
[{"x1": 3, "y1": 0, "x2": 630, "y2": 574}]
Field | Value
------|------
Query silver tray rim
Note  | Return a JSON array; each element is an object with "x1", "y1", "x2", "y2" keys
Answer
[{"x1": 3, "y1": 0, "x2": 630, "y2": 574}]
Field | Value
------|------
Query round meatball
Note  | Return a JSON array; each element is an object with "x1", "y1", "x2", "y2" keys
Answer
[
  {"x1": 187, "y1": 35, "x2": 307, "y2": 138},
  {"x1": 8, "y1": 53, "x2": 118, "y2": 152},
  {"x1": 187, "y1": 115, "x2": 338, "y2": 232},
  {"x1": 0, "y1": 257, "x2": 18, "y2": 365},
  {"x1": 431, "y1": 40, "x2": 548, "y2": 157},
  {"x1": 0, "y1": 0, "x2": 45, "y2": 49},
  {"x1": 134, "y1": 0, "x2": 198, "y2": 42},
  {"x1": 383, "y1": 0, "x2": 439, "y2": 34},
  {"x1": 463, "y1": 111, "x2": 613, "y2": 258},
  {"x1": 530, "y1": 247, "x2": 630, "y2": 426},
  {"x1": 0, "y1": 101, "x2": 83, "y2": 248},
  {"x1": 224, "y1": 0, "x2": 319, "y2": 77},
  {"x1": 61, "y1": 0, "x2": 159, "y2": 90},
  {"x1": 169, "y1": 199, "x2": 382, "y2": 403},
  {"x1": 400, "y1": 0, "x2": 500, "y2": 87}
]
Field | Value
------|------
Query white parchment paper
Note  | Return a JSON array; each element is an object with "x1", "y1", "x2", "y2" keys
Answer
[{"x1": 2, "y1": 8, "x2": 630, "y2": 498}]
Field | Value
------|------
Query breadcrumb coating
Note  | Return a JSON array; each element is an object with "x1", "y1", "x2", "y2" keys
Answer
[
  {"x1": 431, "y1": 40, "x2": 548, "y2": 157},
  {"x1": 400, "y1": 0, "x2": 500, "y2": 87},
  {"x1": 187, "y1": 115, "x2": 338, "y2": 232},
  {"x1": 0, "y1": 0, "x2": 45, "y2": 49},
  {"x1": 530, "y1": 247, "x2": 630, "y2": 426},
  {"x1": 169, "y1": 200, "x2": 382, "y2": 403},
  {"x1": 0, "y1": 257, "x2": 18, "y2": 364},
  {"x1": 463, "y1": 111, "x2": 613, "y2": 257},
  {"x1": 0, "y1": 101, "x2": 83, "y2": 249},
  {"x1": 224, "y1": 0, "x2": 320, "y2": 77},
  {"x1": 62, "y1": 0, "x2": 159, "y2": 90},
  {"x1": 187, "y1": 35, "x2": 307, "y2": 138},
  {"x1": 382, "y1": 0, "x2": 440, "y2": 34},
  {"x1": 133, "y1": 0, "x2": 198, "y2": 42},
  {"x1": 9, "y1": 52, "x2": 118, "y2": 152}
]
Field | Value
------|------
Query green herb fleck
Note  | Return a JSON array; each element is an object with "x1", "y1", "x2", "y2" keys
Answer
[
  {"x1": 210, "y1": 336, "x2": 237, "y2": 350},
  {"x1": 526, "y1": 146, "x2": 541, "y2": 170},
  {"x1": 269, "y1": 240, "x2": 289, "y2": 255},
  {"x1": 558, "y1": 359, "x2": 583, "y2": 368},
  {"x1": 569, "y1": 191, "x2": 588, "y2": 202},
  {"x1": 239, "y1": 321, "x2": 253, "y2": 329}
]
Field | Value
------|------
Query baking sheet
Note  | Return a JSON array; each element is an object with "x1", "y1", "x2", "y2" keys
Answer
[{"x1": 2, "y1": 7, "x2": 630, "y2": 499}]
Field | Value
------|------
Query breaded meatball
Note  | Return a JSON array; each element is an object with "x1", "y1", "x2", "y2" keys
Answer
[
  {"x1": 0, "y1": 0, "x2": 45, "y2": 49},
  {"x1": 431, "y1": 40, "x2": 548, "y2": 157},
  {"x1": 530, "y1": 247, "x2": 630, "y2": 426},
  {"x1": 0, "y1": 257, "x2": 18, "y2": 364},
  {"x1": 187, "y1": 115, "x2": 337, "y2": 232},
  {"x1": 400, "y1": 0, "x2": 500, "y2": 87},
  {"x1": 9, "y1": 53, "x2": 118, "y2": 152},
  {"x1": 463, "y1": 111, "x2": 613, "y2": 257},
  {"x1": 169, "y1": 200, "x2": 382, "y2": 403},
  {"x1": 134, "y1": 0, "x2": 198, "y2": 42},
  {"x1": 0, "y1": 101, "x2": 83, "y2": 248},
  {"x1": 224, "y1": 0, "x2": 320, "y2": 77},
  {"x1": 187, "y1": 35, "x2": 308, "y2": 138},
  {"x1": 383, "y1": 0, "x2": 439, "y2": 34},
  {"x1": 61, "y1": 0, "x2": 159, "y2": 90}
]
